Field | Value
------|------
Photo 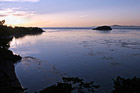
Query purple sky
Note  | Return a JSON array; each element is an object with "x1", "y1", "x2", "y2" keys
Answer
[{"x1": 0, "y1": 0, "x2": 140, "y2": 27}]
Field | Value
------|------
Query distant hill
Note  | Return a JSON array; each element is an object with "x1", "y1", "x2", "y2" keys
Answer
[
  {"x1": 111, "y1": 25, "x2": 140, "y2": 29},
  {"x1": 112, "y1": 25, "x2": 140, "y2": 27}
]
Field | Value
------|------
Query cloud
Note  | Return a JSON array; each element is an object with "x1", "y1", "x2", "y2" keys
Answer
[
  {"x1": 0, "y1": 14, "x2": 7, "y2": 17},
  {"x1": 0, "y1": 0, "x2": 40, "y2": 2},
  {"x1": 0, "y1": 7, "x2": 37, "y2": 26},
  {"x1": 0, "y1": 8, "x2": 35, "y2": 17}
]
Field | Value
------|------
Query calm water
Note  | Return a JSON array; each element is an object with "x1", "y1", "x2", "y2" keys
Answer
[{"x1": 10, "y1": 28, "x2": 140, "y2": 93}]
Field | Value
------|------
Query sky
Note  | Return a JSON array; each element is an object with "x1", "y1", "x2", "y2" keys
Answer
[{"x1": 0, "y1": 0, "x2": 140, "y2": 27}]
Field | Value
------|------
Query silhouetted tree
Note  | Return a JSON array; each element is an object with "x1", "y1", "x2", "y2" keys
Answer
[{"x1": 0, "y1": 20, "x2": 5, "y2": 25}]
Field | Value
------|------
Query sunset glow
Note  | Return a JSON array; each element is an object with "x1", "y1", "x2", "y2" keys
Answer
[
  {"x1": 0, "y1": 0, "x2": 140, "y2": 27},
  {"x1": 5, "y1": 15, "x2": 27, "y2": 26},
  {"x1": 1, "y1": 0, "x2": 140, "y2": 93}
]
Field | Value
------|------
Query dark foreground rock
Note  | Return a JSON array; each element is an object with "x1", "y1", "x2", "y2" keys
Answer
[
  {"x1": 112, "y1": 76, "x2": 140, "y2": 93},
  {"x1": 0, "y1": 49, "x2": 23, "y2": 93},
  {"x1": 93, "y1": 26, "x2": 112, "y2": 30},
  {"x1": 40, "y1": 77, "x2": 100, "y2": 93},
  {"x1": 0, "y1": 49, "x2": 22, "y2": 63}
]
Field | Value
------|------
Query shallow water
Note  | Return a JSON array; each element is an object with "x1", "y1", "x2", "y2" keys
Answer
[{"x1": 10, "y1": 28, "x2": 140, "y2": 93}]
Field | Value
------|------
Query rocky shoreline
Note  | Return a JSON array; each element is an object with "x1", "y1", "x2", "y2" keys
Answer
[
  {"x1": 0, "y1": 25, "x2": 44, "y2": 93},
  {"x1": 0, "y1": 49, "x2": 23, "y2": 93}
]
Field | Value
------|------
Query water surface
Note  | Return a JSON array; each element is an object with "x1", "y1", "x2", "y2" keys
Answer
[{"x1": 10, "y1": 28, "x2": 140, "y2": 93}]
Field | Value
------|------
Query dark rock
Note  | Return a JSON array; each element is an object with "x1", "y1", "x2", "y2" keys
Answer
[
  {"x1": 40, "y1": 77, "x2": 100, "y2": 93},
  {"x1": 0, "y1": 49, "x2": 22, "y2": 63},
  {"x1": 0, "y1": 60, "x2": 24, "y2": 93},
  {"x1": 112, "y1": 76, "x2": 140, "y2": 93},
  {"x1": 93, "y1": 26, "x2": 112, "y2": 30},
  {"x1": 0, "y1": 48, "x2": 23, "y2": 93}
]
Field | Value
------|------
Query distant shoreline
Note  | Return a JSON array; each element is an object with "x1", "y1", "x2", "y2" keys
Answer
[{"x1": 42, "y1": 26, "x2": 140, "y2": 29}]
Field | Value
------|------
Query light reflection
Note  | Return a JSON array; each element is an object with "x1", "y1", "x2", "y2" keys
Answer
[{"x1": 10, "y1": 37, "x2": 20, "y2": 48}]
